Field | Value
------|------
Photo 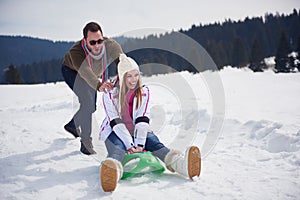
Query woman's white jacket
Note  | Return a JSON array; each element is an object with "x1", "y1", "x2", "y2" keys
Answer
[{"x1": 99, "y1": 85, "x2": 150, "y2": 150}]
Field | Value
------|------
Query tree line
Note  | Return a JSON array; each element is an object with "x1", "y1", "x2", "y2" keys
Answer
[
  {"x1": 3, "y1": 9, "x2": 300, "y2": 84},
  {"x1": 125, "y1": 9, "x2": 300, "y2": 73}
]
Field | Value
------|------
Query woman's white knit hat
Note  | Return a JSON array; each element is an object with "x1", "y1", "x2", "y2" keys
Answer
[{"x1": 117, "y1": 53, "x2": 140, "y2": 89}]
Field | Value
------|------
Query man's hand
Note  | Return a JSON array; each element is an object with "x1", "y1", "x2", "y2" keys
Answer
[{"x1": 98, "y1": 82, "x2": 113, "y2": 93}]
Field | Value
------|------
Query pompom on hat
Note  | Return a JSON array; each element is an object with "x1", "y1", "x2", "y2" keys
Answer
[{"x1": 117, "y1": 54, "x2": 140, "y2": 89}]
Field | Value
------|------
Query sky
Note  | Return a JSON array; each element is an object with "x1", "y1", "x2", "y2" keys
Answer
[{"x1": 0, "y1": 0, "x2": 299, "y2": 41}]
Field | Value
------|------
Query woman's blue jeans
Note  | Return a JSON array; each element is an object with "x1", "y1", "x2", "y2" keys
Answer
[{"x1": 105, "y1": 131, "x2": 170, "y2": 162}]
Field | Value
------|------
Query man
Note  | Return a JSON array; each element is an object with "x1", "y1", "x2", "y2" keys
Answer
[{"x1": 61, "y1": 22, "x2": 123, "y2": 155}]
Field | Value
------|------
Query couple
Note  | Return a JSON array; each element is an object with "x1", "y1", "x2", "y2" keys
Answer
[{"x1": 62, "y1": 22, "x2": 201, "y2": 192}]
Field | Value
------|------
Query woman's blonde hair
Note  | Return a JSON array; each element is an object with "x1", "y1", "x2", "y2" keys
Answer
[{"x1": 119, "y1": 72, "x2": 143, "y2": 115}]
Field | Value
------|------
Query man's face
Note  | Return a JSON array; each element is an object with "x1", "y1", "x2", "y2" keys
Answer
[{"x1": 85, "y1": 30, "x2": 104, "y2": 56}]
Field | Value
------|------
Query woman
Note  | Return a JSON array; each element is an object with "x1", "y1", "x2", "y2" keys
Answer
[{"x1": 99, "y1": 54, "x2": 201, "y2": 192}]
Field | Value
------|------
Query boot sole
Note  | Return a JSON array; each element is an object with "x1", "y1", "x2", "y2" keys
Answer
[
  {"x1": 100, "y1": 159, "x2": 118, "y2": 192},
  {"x1": 187, "y1": 146, "x2": 201, "y2": 179},
  {"x1": 64, "y1": 126, "x2": 80, "y2": 138}
]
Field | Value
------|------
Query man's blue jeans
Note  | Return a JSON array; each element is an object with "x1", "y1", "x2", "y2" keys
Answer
[
  {"x1": 105, "y1": 131, "x2": 170, "y2": 162},
  {"x1": 61, "y1": 65, "x2": 97, "y2": 141}
]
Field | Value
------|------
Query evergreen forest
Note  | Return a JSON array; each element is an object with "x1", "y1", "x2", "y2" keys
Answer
[{"x1": 1, "y1": 9, "x2": 299, "y2": 84}]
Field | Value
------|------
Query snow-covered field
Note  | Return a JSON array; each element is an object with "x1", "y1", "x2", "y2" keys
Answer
[{"x1": 1, "y1": 67, "x2": 300, "y2": 200}]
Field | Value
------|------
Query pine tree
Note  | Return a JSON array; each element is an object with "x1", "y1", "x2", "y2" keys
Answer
[
  {"x1": 4, "y1": 64, "x2": 24, "y2": 84},
  {"x1": 275, "y1": 32, "x2": 291, "y2": 72},
  {"x1": 249, "y1": 38, "x2": 265, "y2": 72},
  {"x1": 296, "y1": 35, "x2": 300, "y2": 72},
  {"x1": 231, "y1": 37, "x2": 248, "y2": 68}
]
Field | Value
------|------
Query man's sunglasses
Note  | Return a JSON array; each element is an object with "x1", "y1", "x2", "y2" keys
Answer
[{"x1": 89, "y1": 39, "x2": 104, "y2": 46}]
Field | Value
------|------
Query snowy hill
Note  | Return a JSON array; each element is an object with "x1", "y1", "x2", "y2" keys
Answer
[{"x1": 1, "y1": 68, "x2": 300, "y2": 199}]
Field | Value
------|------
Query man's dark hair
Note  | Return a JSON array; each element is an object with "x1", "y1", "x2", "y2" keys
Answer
[{"x1": 83, "y1": 22, "x2": 103, "y2": 39}]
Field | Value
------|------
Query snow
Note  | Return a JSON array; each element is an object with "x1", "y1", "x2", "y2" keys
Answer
[
  {"x1": 1, "y1": 67, "x2": 300, "y2": 199},
  {"x1": 264, "y1": 56, "x2": 276, "y2": 66}
]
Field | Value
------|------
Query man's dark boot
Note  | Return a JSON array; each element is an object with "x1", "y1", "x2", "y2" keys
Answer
[
  {"x1": 80, "y1": 139, "x2": 96, "y2": 155},
  {"x1": 64, "y1": 119, "x2": 80, "y2": 138}
]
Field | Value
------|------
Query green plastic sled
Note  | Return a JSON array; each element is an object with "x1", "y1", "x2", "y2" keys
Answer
[{"x1": 121, "y1": 151, "x2": 165, "y2": 179}]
